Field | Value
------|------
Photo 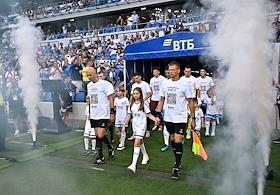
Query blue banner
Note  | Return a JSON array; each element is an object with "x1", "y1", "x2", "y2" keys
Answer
[{"x1": 124, "y1": 32, "x2": 208, "y2": 60}]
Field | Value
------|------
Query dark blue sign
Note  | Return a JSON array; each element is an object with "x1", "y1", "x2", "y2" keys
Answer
[{"x1": 124, "y1": 32, "x2": 208, "y2": 60}]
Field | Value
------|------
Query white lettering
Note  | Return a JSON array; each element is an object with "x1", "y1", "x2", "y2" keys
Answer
[
  {"x1": 172, "y1": 39, "x2": 195, "y2": 50},
  {"x1": 180, "y1": 40, "x2": 187, "y2": 50},
  {"x1": 173, "y1": 41, "x2": 180, "y2": 50},
  {"x1": 187, "y1": 39, "x2": 195, "y2": 49}
]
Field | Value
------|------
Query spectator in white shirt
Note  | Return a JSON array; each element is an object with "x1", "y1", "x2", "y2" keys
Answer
[{"x1": 131, "y1": 11, "x2": 139, "y2": 30}]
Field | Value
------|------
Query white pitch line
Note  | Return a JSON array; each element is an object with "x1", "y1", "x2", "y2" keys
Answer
[
  {"x1": 9, "y1": 141, "x2": 33, "y2": 145},
  {"x1": 91, "y1": 167, "x2": 104, "y2": 171},
  {"x1": 75, "y1": 129, "x2": 84, "y2": 132},
  {"x1": 9, "y1": 141, "x2": 47, "y2": 147}
]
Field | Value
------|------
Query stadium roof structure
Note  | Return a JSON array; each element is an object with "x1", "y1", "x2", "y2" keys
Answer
[{"x1": 124, "y1": 32, "x2": 208, "y2": 60}]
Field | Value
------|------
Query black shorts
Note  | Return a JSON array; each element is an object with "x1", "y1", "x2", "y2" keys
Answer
[
  {"x1": 90, "y1": 119, "x2": 109, "y2": 128},
  {"x1": 200, "y1": 103, "x2": 207, "y2": 115},
  {"x1": 164, "y1": 122, "x2": 187, "y2": 135}
]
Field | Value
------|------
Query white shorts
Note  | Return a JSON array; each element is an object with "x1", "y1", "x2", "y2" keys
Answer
[
  {"x1": 206, "y1": 114, "x2": 218, "y2": 120},
  {"x1": 195, "y1": 127, "x2": 201, "y2": 132},
  {"x1": 84, "y1": 120, "x2": 95, "y2": 138},
  {"x1": 115, "y1": 119, "x2": 125, "y2": 128},
  {"x1": 133, "y1": 128, "x2": 146, "y2": 140}
]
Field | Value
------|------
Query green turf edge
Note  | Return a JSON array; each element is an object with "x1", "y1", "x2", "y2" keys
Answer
[
  {"x1": 0, "y1": 159, "x2": 12, "y2": 170},
  {"x1": 14, "y1": 136, "x2": 82, "y2": 162}
]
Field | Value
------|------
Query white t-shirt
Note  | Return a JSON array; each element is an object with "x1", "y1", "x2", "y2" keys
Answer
[
  {"x1": 84, "y1": 105, "x2": 91, "y2": 130},
  {"x1": 206, "y1": 96, "x2": 218, "y2": 115},
  {"x1": 131, "y1": 14, "x2": 139, "y2": 23},
  {"x1": 66, "y1": 55, "x2": 76, "y2": 65},
  {"x1": 196, "y1": 76, "x2": 215, "y2": 101},
  {"x1": 131, "y1": 81, "x2": 152, "y2": 102},
  {"x1": 127, "y1": 16, "x2": 132, "y2": 26},
  {"x1": 181, "y1": 75, "x2": 198, "y2": 98},
  {"x1": 150, "y1": 75, "x2": 165, "y2": 101},
  {"x1": 128, "y1": 102, "x2": 150, "y2": 131},
  {"x1": 87, "y1": 79, "x2": 114, "y2": 119},
  {"x1": 114, "y1": 97, "x2": 129, "y2": 125},
  {"x1": 49, "y1": 67, "x2": 63, "y2": 80},
  {"x1": 85, "y1": 104, "x2": 90, "y2": 118},
  {"x1": 194, "y1": 108, "x2": 204, "y2": 130},
  {"x1": 159, "y1": 78, "x2": 193, "y2": 123}
]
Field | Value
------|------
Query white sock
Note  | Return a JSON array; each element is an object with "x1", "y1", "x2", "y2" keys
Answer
[
  {"x1": 216, "y1": 118, "x2": 220, "y2": 124},
  {"x1": 131, "y1": 147, "x2": 140, "y2": 167},
  {"x1": 84, "y1": 137, "x2": 89, "y2": 150},
  {"x1": 205, "y1": 120, "x2": 210, "y2": 135},
  {"x1": 140, "y1": 143, "x2": 149, "y2": 159},
  {"x1": 163, "y1": 126, "x2": 169, "y2": 146},
  {"x1": 120, "y1": 131, "x2": 126, "y2": 146},
  {"x1": 211, "y1": 121, "x2": 216, "y2": 135},
  {"x1": 91, "y1": 138, "x2": 96, "y2": 151},
  {"x1": 31, "y1": 129, "x2": 36, "y2": 142}
]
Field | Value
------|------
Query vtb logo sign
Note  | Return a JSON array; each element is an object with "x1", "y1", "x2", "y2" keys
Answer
[{"x1": 163, "y1": 39, "x2": 195, "y2": 50}]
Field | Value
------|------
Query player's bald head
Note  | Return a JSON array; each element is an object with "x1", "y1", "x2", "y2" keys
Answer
[
  {"x1": 86, "y1": 67, "x2": 98, "y2": 82},
  {"x1": 86, "y1": 67, "x2": 97, "y2": 74}
]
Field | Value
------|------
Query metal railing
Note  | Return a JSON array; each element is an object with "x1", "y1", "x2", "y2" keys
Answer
[{"x1": 42, "y1": 14, "x2": 211, "y2": 40}]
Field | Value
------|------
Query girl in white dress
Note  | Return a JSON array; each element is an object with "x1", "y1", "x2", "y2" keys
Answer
[{"x1": 122, "y1": 87, "x2": 159, "y2": 173}]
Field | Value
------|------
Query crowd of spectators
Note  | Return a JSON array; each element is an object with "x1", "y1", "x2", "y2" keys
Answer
[
  {"x1": 0, "y1": 0, "x2": 125, "y2": 25},
  {"x1": 0, "y1": 0, "x2": 210, "y2": 42},
  {"x1": 44, "y1": 11, "x2": 210, "y2": 40}
]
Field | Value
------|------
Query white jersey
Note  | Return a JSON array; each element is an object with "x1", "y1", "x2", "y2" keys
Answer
[
  {"x1": 150, "y1": 75, "x2": 165, "y2": 101},
  {"x1": 87, "y1": 79, "x2": 114, "y2": 120},
  {"x1": 84, "y1": 105, "x2": 91, "y2": 131},
  {"x1": 206, "y1": 96, "x2": 218, "y2": 115},
  {"x1": 114, "y1": 97, "x2": 129, "y2": 126},
  {"x1": 194, "y1": 108, "x2": 204, "y2": 130},
  {"x1": 128, "y1": 102, "x2": 150, "y2": 132},
  {"x1": 196, "y1": 76, "x2": 215, "y2": 102},
  {"x1": 216, "y1": 99, "x2": 224, "y2": 117},
  {"x1": 160, "y1": 77, "x2": 193, "y2": 123},
  {"x1": 84, "y1": 105, "x2": 95, "y2": 138},
  {"x1": 181, "y1": 75, "x2": 198, "y2": 98},
  {"x1": 131, "y1": 81, "x2": 152, "y2": 102}
]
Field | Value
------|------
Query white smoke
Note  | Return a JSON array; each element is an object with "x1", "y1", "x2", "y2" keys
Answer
[
  {"x1": 202, "y1": 0, "x2": 274, "y2": 194},
  {"x1": 12, "y1": 16, "x2": 42, "y2": 142}
]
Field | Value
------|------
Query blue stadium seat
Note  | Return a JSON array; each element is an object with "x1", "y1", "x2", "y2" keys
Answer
[
  {"x1": 41, "y1": 92, "x2": 52, "y2": 102},
  {"x1": 73, "y1": 91, "x2": 86, "y2": 102},
  {"x1": 110, "y1": 54, "x2": 117, "y2": 60}
]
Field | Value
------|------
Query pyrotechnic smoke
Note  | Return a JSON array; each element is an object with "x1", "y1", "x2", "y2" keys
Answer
[
  {"x1": 12, "y1": 16, "x2": 42, "y2": 142},
  {"x1": 202, "y1": 0, "x2": 274, "y2": 194}
]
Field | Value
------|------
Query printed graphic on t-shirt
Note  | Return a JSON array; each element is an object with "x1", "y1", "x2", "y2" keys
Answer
[
  {"x1": 201, "y1": 84, "x2": 206, "y2": 92},
  {"x1": 117, "y1": 105, "x2": 124, "y2": 109},
  {"x1": 91, "y1": 94, "x2": 98, "y2": 104},
  {"x1": 167, "y1": 93, "x2": 176, "y2": 105},
  {"x1": 154, "y1": 84, "x2": 160, "y2": 92},
  {"x1": 133, "y1": 112, "x2": 141, "y2": 118}
]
